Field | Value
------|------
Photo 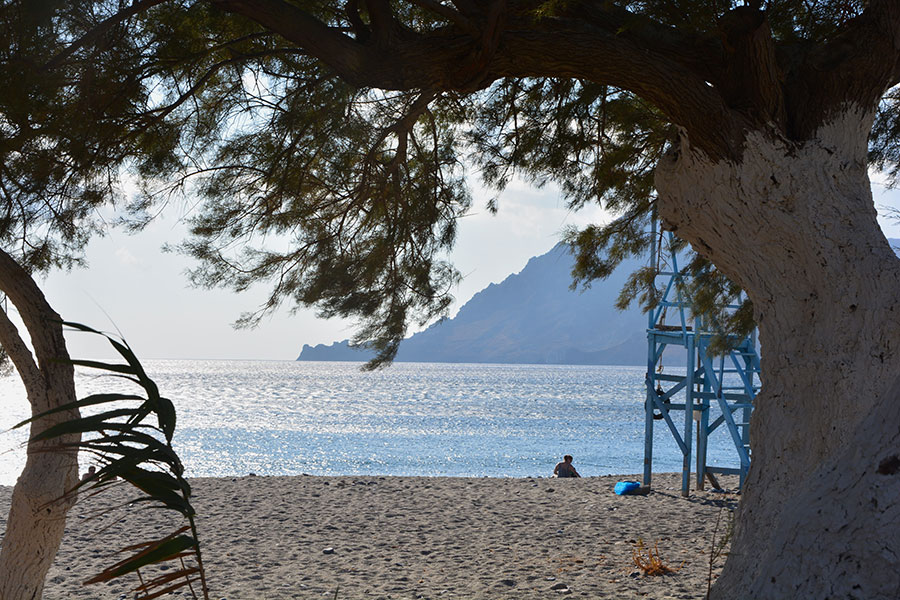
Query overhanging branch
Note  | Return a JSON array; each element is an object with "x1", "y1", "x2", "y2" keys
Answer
[
  {"x1": 206, "y1": 0, "x2": 744, "y2": 158},
  {"x1": 209, "y1": 0, "x2": 375, "y2": 84}
]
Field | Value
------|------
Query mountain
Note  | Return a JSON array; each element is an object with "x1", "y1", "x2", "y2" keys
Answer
[
  {"x1": 297, "y1": 243, "x2": 648, "y2": 365},
  {"x1": 297, "y1": 237, "x2": 900, "y2": 365}
]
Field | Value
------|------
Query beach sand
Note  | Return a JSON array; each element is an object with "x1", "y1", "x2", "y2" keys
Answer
[{"x1": 1, "y1": 473, "x2": 738, "y2": 599}]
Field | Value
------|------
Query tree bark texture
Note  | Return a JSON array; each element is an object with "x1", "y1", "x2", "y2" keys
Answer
[
  {"x1": 655, "y1": 108, "x2": 900, "y2": 598},
  {"x1": 0, "y1": 249, "x2": 79, "y2": 600}
]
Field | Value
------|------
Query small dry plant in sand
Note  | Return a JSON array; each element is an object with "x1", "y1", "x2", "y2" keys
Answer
[
  {"x1": 632, "y1": 539, "x2": 680, "y2": 576},
  {"x1": 705, "y1": 508, "x2": 735, "y2": 599}
]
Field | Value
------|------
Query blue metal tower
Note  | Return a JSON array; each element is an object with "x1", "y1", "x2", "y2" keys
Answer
[{"x1": 642, "y1": 222, "x2": 761, "y2": 497}]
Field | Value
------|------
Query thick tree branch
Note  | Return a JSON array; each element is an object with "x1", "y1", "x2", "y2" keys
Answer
[
  {"x1": 0, "y1": 305, "x2": 41, "y2": 394},
  {"x1": 559, "y1": 1, "x2": 726, "y2": 84},
  {"x1": 788, "y1": 0, "x2": 900, "y2": 138},
  {"x1": 365, "y1": 0, "x2": 395, "y2": 48},
  {"x1": 0, "y1": 251, "x2": 71, "y2": 396},
  {"x1": 345, "y1": 0, "x2": 371, "y2": 41},
  {"x1": 207, "y1": 0, "x2": 745, "y2": 159},
  {"x1": 717, "y1": 8, "x2": 786, "y2": 128},
  {"x1": 407, "y1": 0, "x2": 479, "y2": 37},
  {"x1": 209, "y1": 0, "x2": 376, "y2": 84},
  {"x1": 453, "y1": 0, "x2": 506, "y2": 91},
  {"x1": 493, "y1": 25, "x2": 746, "y2": 160}
]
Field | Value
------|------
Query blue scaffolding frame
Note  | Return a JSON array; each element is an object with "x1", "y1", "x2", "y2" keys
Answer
[{"x1": 642, "y1": 223, "x2": 761, "y2": 496}]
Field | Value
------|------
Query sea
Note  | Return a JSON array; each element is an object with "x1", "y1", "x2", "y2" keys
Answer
[{"x1": 0, "y1": 360, "x2": 745, "y2": 485}]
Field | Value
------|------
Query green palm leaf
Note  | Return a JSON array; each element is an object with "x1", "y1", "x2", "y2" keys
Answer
[{"x1": 13, "y1": 321, "x2": 210, "y2": 599}]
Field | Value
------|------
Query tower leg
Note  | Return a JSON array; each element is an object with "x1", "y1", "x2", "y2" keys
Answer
[
  {"x1": 696, "y1": 400, "x2": 709, "y2": 490},
  {"x1": 643, "y1": 335, "x2": 656, "y2": 488},
  {"x1": 681, "y1": 335, "x2": 695, "y2": 497}
]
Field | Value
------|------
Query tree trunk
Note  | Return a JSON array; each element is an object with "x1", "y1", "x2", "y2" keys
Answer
[
  {"x1": 0, "y1": 250, "x2": 80, "y2": 600},
  {"x1": 654, "y1": 108, "x2": 900, "y2": 598}
]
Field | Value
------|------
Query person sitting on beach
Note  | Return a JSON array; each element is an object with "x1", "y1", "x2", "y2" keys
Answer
[
  {"x1": 553, "y1": 455, "x2": 581, "y2": 478},
  {"x1": 81, "y1": 466, "x2": 96, "y2": 481}
]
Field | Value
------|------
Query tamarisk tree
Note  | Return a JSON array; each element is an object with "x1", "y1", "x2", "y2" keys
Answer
[
  {"x1": 0, "y1": 2, "x2": 196, "y2": 596},
  {"x1": 22, "y1": 0, "x2": 900, "y2": 597},
  {"x1": 0, "y1": 4, "x2": 111, "y2": 595}
]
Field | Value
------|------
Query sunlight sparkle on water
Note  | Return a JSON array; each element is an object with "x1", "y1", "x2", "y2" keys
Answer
[{"x1": 0, "y1": 360, "x2": 745, "y2": 484}]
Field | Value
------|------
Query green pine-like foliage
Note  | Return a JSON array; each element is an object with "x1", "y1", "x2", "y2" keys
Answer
[{"x1": 0, "y1": 0, "x2": 892, "y2": 363}]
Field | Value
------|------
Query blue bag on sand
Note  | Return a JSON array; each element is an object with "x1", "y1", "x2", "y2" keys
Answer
[{"x1": 614, "y1": 481, "x2": 642, "y2": 495}]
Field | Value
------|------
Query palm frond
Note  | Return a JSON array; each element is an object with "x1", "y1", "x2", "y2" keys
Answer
[{"x1": 13, "y1": 320, "x2": 210, "y2": 599}]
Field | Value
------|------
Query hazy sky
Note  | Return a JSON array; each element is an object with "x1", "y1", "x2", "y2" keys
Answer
[
  {"x1": 24, "y1": 177, "x2": 900, "y2": 361},
  {"x1": 33, "y1": 178, "x2": 606, "y2": 360}
]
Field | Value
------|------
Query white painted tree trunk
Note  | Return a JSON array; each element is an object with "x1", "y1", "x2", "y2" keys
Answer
[
  {"x1": 654, "y1": 109, "x2": 900, "y2": 598},
  {"x1": 0, "y1": 250, "x2": 79, "y2": 600},
  {"x1": 0, "y1": 429, "x2": 79, "y2": 600}
]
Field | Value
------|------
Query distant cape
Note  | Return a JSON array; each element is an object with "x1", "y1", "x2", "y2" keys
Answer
[{"x1": 297, "y1": 243, "x2": 648, "y2": 366}]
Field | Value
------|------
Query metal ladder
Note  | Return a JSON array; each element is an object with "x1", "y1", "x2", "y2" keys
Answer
[{"x1": 642, "y1": 227, "x2": 761, "y2": 496}]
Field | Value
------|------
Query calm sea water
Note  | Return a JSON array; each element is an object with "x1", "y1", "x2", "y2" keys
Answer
[{"x1": 0, "y1": 360, "x2": 744, "y2": 485}]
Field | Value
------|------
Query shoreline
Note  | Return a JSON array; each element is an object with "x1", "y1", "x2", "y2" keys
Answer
[{"x1": 2, "y1": 473, "x2": 738, "y2": 599}]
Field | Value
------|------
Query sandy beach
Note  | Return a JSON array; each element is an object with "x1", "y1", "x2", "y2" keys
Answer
[{"x1": 2, "y1": 473, "x2": 738, "y2": 599}]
